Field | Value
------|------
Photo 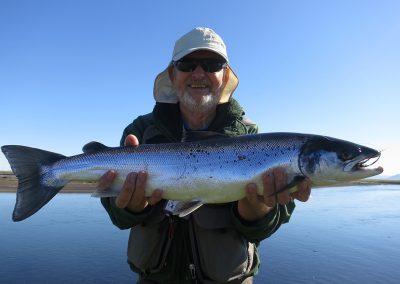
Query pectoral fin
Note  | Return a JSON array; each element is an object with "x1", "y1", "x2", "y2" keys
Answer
[{"x1": 269, "y1": 175, "x2": 306, "y2": 197}]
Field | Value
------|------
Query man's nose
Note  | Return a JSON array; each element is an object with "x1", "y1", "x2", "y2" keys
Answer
[{"x1": 191, "y1": 64, "x2": 206, "y2": 78}]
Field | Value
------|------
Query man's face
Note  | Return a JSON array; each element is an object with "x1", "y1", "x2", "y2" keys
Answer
[{"x1": 170, "y1": 50, "x2": 227, "y2": 112}]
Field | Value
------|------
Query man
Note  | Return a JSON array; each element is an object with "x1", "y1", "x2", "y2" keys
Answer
[{"x1": 99, "y1": 27, "x2": 311, "y2": 283}]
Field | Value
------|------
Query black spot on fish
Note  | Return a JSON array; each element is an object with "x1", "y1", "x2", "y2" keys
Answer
[{"x1": 237, "y1": 155, "x2": 246, "y2": 161}]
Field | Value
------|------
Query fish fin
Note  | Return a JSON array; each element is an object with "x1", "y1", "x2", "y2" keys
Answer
[
  {"x1": 1, "y1": 145, "x2": 67, "y2": 221},
  {"x1": 82, "y1": 141, "x2": 110, "y2": 154},
  {"x1": 164, "y1": 200, "x2": 204, "y2": 217},
  {"x1": 269, "y1": 175, "x2": 306, "y2": 197},
  {"x1": 182, "y1": 131, "x2": 230, "y2": 142}
]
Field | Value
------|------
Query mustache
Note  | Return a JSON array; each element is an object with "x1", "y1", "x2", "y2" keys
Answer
[{"x1": 187, "y1": 80, "x2": 210, "y2": 85}]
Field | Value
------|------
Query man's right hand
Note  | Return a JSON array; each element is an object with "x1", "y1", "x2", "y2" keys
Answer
[{"x1": 97, "y1": 134, "x2": 163, "y2": 213}]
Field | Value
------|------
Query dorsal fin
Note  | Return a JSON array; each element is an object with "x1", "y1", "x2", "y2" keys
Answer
[
  {"x1": 182, "y1": 131, "x2": 230, "y2": 143},
  {"x1": 82, "y1": 141, "x2": 110, "y2": 154}
]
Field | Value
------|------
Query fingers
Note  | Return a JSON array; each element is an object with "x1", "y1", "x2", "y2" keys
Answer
[
  {"x1": 239, "y1": 169, "x2": 293, "y2": 222},
  {"x1": 128, "y1": 171, "x2": 148, "y2": 211},
  {"x1": 292, "y1": 178, "x2": 312, "y2": 202},
  {"x1": 115, "y1": 172, "x2": 138, "y2": 208},
  {"x1": 148, "y1": 189, "x2": 163, "y2": 205},
  {"x1": 115, "y1": 171, "x2": 163, "y2": 211},
  {"x1": 245, "y1": 183, "x2": 262, "y2": 206},
  {"x1": 130, "y1": 173, "x2": 163, "y2": 209},
  {"x1": 124, "y1": 134, "x2": 139, "y2": 147},
  {"x1": 263, "y1": 168, "x2": 292, "y2": 206},
  {"x1": 262, "y1": 172, "x2": 276, "y2": 207},
  {"x1": 97, "y1": 170, "x2": 117, "y2": 190},
  {"x1": 238, "y1": 183, "x2": 269, "y2": 221},
  {"x1": 274, "y1": 168, "x2": 291, "y2": 205}
]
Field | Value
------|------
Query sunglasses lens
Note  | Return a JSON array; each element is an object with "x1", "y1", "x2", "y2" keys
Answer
[
  {"x1": 174, "y1": 59, "x2": 227, "y2": 73},
  {"x1": 174, "y1": 60, "x2": 197, "y2": 72},
  {"x1": 201, "y1": 59, "x2": 226, "y2": 72}
]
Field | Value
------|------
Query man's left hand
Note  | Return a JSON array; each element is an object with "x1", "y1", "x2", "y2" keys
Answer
[{"x1": 237, "y1": 168, "x2": 311, "y2": 222}]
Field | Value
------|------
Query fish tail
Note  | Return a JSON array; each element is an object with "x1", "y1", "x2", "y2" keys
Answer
[{"x1": 1, "y1": 145, "x2": 66, "y2": 221}]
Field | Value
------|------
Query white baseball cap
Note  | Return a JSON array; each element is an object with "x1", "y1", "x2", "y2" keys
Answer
[{"x1": 153, "y1": 27, "x2": 238, "y2": 104}]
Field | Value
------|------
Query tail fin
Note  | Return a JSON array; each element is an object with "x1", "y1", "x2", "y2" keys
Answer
[{"x1": 1, "y1": 145, "x2": 66, "y2": 221}]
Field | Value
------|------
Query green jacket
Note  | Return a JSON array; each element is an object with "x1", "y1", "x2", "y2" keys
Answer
[{"x1": 101, "y1": 99, "x2": 295, "y2": 283}]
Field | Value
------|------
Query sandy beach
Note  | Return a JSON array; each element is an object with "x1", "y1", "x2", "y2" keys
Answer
[{"x1": 0, "y1": 172, "x2": 95, "y2": 193}]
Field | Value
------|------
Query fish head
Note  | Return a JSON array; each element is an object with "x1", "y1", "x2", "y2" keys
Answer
[{"x1": 299, "y1": 136, "x2": 383, "y2": 184}]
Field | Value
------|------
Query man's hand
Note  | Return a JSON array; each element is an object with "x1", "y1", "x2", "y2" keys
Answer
[
  {"x1": 238, "y1": 168, "x2": 311, "y2": 222},
  {"x1": 97, "y1": 134, "x2": 163, "y2": 213}
]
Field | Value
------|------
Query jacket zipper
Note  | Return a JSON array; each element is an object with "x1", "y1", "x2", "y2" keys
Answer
[{"x1": 168, "y1": 216, "x2": 174, "y2": 239}]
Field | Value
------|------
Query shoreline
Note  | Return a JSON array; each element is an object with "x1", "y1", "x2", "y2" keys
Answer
[{"x1": 0, "y1": 173, "x2": 96, "y2": 193}]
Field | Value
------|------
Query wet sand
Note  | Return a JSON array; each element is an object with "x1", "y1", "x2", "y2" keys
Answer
[{"x1": 0, "y1": 172, "x2": 95, "y2": 193}]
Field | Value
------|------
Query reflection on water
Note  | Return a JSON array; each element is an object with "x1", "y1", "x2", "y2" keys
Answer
[{"x1": 1, "y1": 186, "x2": 399, "y2": 283}]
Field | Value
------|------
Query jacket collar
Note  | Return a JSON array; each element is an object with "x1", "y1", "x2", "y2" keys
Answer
[{"x1": 152, "y1": 99, "x2": 246, "y2": 142}]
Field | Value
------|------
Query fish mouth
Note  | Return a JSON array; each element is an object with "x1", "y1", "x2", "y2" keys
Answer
[{"x1": 344, "y1": 152, "x2": 383, "y2": 173}]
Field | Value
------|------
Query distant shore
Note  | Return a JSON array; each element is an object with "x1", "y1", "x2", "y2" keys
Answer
[{"x1": 0, "y1": 172, "x2": 95, "y2": 193}]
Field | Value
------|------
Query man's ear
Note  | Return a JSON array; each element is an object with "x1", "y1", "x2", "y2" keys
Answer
[
  {"x1": 222, "y1": 67, "x2": 229, "y2": 88},
  {"x1": 168, "y1": 65, "x2": 175, "y2": 83}
]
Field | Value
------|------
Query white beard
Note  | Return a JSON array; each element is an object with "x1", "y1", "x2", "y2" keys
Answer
[{"x1": 177, "y1": 91, "x2": 221, "y2": 113}]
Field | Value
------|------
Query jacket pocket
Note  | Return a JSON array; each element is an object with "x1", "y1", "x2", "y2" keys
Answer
[
  {"x1": 192, "y1": 205, "x2": 255, "y2": 282},
  {"x1": 127, "y1": 217, "x2": 173, "y2": 274}
]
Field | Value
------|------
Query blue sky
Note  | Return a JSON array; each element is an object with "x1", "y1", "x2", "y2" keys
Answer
[{"x1": 1, "y1": 0, "x2": 399, "y2": 174}]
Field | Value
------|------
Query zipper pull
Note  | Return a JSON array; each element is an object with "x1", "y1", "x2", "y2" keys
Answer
[
  {"x1": 168, "y1": 217, "x2": 174, "y2": 239},
  {"x1": 188, "y1": 263, "x2": 197, "y2": 279}
]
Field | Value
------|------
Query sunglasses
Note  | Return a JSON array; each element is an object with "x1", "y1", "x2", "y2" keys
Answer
[{"x1": 173, "y1": 58, "x2": 228, "y2": 73}]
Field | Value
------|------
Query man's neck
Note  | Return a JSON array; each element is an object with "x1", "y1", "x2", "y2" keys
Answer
[{"x1": 179, "y1": 105, "x2": 217, "y2": 130}]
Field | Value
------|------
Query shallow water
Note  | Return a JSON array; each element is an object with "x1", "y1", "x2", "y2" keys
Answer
[{"x1": 1, "y1": 186, "x2": 399, "y2": 283}]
